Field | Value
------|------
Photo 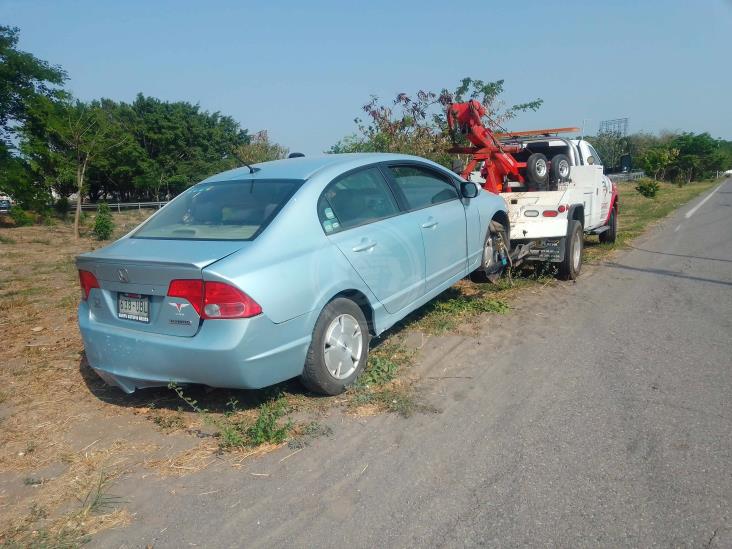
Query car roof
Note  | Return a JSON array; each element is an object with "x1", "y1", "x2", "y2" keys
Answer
[{"x1": 200, "y1": 153, "x2": 443, "y2": 183}]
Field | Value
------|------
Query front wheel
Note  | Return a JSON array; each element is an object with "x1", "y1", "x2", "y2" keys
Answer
[
  {"x1": 301, "y1": 298, "x2": 370, "y2": 395},
  {"x1": 599, "y1": 207, "x2": 617, "y2": 244},
  {"x1": 558, "y1": 220, "x2": 583, "y2": 280},
  {"x1": 470, "y1": 220, "x2": 509, "y2": 284}
]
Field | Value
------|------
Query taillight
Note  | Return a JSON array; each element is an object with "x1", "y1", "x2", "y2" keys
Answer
[
  {"x1": 78, "y1": 270, "x2": 100, "y2": 301},
  {"x1": 542, "y1": 210, "x2": 558, "y2": 217},
  {"x1": 167, "y1": 280, "x2": 261, "y2": 319},
  {"x1": 168, "y1": 279, "x2": 204, "y2": 316}
]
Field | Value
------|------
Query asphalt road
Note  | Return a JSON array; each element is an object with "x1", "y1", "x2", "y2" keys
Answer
[{"x1": 100, "y1": 179, "x2": 732, "y2": 548}]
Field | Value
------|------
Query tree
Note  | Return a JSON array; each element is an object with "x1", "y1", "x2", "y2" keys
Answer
[
  {"x1": 638, "y1": 146, "x2": 679, "y2": 180},
  {"x1": 0, "y1": 26, "x2": 67, "y2": 206},
  {"x1": 234, "y1": 130, "x2": 288, "y2": 165},
  {"x1": 50, "y1": 100, "x2": 128, "y2": 238},
  {"x1": 330, "y1": 77, "x2": 542, "y2": 167},
  {"x1": 0, "y1": 26, "x2": 66, "y2": 150},
  {"x1": 587, "y1": 131, "x2": 630, "y2": 171}
]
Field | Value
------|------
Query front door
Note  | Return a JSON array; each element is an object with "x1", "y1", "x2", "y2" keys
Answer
[{"x1": 385, "y1": 164, "x2": 468, "y2": 291}]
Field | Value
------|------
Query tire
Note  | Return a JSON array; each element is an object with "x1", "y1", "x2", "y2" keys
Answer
[
  {"x1": 599, "y1": 206, "x2": 617, "y2": 244},
  {"x1": 558, "y1": 220, "x2": 583, "y2": 280},
  {"x1": 470, "y1": 220, "x2": 509, "y2": 283},
  {"x1": 526, "y1": 153, "x2": 549, "y2": 187},
  {"x1": 300, "y1": 298, "x2": 370, "y2": 395},
  {"x1": 551, "y1": 154, "x2": 571, "y2": 182}
]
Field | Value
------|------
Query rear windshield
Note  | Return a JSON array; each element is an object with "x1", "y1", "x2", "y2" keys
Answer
[{"x1": 133, "y1": 179, "x2": 303, "y2": 240}]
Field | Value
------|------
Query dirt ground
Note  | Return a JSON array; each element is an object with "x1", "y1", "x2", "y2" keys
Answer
[
  {"x1": 0, "y1": 181, "x2": 715, "y2": 545},
  {"x1": 0, "y1": 209, "x2": 436, "y2": 545}
]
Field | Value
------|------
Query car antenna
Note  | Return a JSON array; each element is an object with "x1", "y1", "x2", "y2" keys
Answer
[{"x1": 242, "y1": 162, "x2": 260, "y2": 174}]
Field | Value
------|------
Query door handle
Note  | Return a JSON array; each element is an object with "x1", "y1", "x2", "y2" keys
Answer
[
  {"x1": 352, "y1": 240, "x2": 377, "y2": 252},
  {"x1": 421, "y1": 219, "x2": 439, "y2": 229}
]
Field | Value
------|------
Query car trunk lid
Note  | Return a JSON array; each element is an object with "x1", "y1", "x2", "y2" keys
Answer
[{"x1": 76, "y1": 238, "x2": 246, "y2": 337}]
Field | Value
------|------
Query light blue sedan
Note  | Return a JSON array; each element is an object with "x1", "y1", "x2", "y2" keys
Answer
[{"x1": 77, "y1": 154, "x2": 509, "y2": 395}]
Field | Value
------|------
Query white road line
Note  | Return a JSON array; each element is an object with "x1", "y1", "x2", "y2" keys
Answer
[
  {"x1": 684, "y1": 181, "x2": 726, "y2": 219},
  {"x1": 674, "y1": 224, "x2": 682, "y2": 232}
]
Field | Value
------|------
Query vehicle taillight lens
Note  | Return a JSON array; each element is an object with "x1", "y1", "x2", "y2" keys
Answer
[
  {"x1": 542, "y1": 210, "x2": 558, "y2": 217},
  {"x1": 203, "y1": 281, "x2": 262, "y2": 319},
  {"x1": 168, "y1": 279, "x2": 204, "y2": 316},
  {"x1": 167, "y1": 280, "x2": 261, "y2": 319},
  {"x1": 78, "y1": 270, "x2": 100, "y2": 300}
]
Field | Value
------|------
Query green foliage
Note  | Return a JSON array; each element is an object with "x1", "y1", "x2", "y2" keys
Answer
[
  {"x1": 0, "y1": 26, "x2": 67, "y2": 149},
  {"x1": 635, "y1": 179, "x2": 660, "y2": 198},
  {"x1": 54, "y1": 196, "x2": 70, "y2": 217},
  {"x1": 638, "y1": 146, "x2": 679, "y2": 180},
  {"x1": 9, "y1": 207, "x2": 33, "y2": 226},
  {"x1": 235, "y1": 130, "x2": 288, "y2": 165},
  {"x1": 168, "y1": 383, "x2": 292, "y2": 451},
  {"x1": 359, "y1": 354, "x2": 400, "y2": 387},
  {"x1": 92, "y1": 202, "x2": 114, "y2": 240},
  {"x1": 330, "y1": 77, "x2": 542, "y2": 167},
  {"x1": 246, "y1": 397, "x2": 291, "y2": 446}
]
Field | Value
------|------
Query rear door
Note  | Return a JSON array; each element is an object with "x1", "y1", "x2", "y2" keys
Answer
[
  {"x1": 318, "y1": 167, "x2": 425, "y2": 314},
  {"x1": 384, "y1": 164, "x2": 468, "y2": 292}
]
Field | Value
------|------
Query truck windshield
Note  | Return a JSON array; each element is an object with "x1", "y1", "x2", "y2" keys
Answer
[{"x1": 133, "y1": 179, "x2": 303, "y2": 240}]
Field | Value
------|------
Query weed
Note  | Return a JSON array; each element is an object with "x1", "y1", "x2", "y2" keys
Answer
[
  {"x1": 28, "y1": 238, "x2": 51, "y2": 245},
  {"x1": 23, "y1": 477, "x2": 44, "y2": 486},
  {"x1": 168, "y1": 383, "x2": 292, "y2": 450},
  {"x1": 410, "y1": 291, "x2": 509, "y2": 334},
  {"x1": 28, "y1": 502, "x2": 48, "y2": 521},
  {"x1": 246, "y1": 398, "x2": 291, "y2": 446},
  {"x1": 148, "y1": 411, "x2": 185, "y2": 432},
  {"x1": 635, "y1": 178, "x2": 660, "y2": 198},
  {"x1": 92, "y1": 203, "x2": 115, "y2": 240},
  {"x1": 78, "y1": 470, "x2": 123, "y2": 515},
  {"x1": 0, "y1": 234, "x2": 16, "y2": 244}
]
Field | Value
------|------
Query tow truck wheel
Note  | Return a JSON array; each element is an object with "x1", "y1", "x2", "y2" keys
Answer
[
  {"x1": 599, "y1": 207, "x2": 617, "y2": 244},
  {"x1": 558, "y1": 220, "x2": 583, "y2": 280},
  {"x1": 551, "y1": 154, "x2": 571, "y2": 182},
  {"x1": 526, "y1": 153, "x2": 549, "y2": 187},
  {"x1": 470, "y1": 220, "x2": 509, "y2": 284}
]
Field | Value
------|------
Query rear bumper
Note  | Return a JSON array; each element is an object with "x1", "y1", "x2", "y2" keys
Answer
[{"x1": 79, "y1": 302, "x2": 313, "y2": 393}]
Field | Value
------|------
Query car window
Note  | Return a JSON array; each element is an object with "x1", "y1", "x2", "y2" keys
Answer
[
  {"x1": 318, "y1": 167, "x2": 399, "y2": 234},
  {"x1": 387, "y1": 165, "x2": 459, "y2": 210},
  {"x1": 133, "y1": 179, "x2": 303, "y2": 240},
  {"x1": 588, "y1": 144, "x2": 603, "y2": 166}
]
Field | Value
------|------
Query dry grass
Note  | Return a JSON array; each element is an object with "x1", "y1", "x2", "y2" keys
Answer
[{"x1": 0, "y1": 181, "x2": 717, "y2": 543}]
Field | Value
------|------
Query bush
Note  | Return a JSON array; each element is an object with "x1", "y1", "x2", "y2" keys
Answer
[
  {"x1": 10, "y1": 208, "x2": 34, "y2": 226},
  {"x1": 54, "y1": 197, "x2": 70, "y2": 218},
  {"x1": 635, "y1": 179, "x2": 660, "y2": 198},
  {"x1": 92, "y1": 202, "x2": 115, "y2": 240}
]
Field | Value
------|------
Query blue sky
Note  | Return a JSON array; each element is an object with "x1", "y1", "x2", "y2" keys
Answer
[{"x1": 2, "y1": 0, "x2": 731, "y2": 154}]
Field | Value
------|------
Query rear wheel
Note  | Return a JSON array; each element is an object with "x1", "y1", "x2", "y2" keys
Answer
[
  {"x1": 551, "y1": 154, "x2": 571, "y2": 182},
  {"x1": 526, "y1": 153, "x2": 549, "y2": 187},
  {"x1": 301, "y1": 298, "x2": 370, "y2": 395},
  {"x1": 470, "y1": 220, "x2": 509, "y2": 284},
  {"x1": 558, "y1": 220, "x2": 583, "y2": 280},
  {"x1": 599, "y1": 207, "x2": 617, "y2": 244}
]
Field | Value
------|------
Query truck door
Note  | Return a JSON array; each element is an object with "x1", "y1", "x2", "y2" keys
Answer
[{"x1": 578, "y1": 141, "x2": 605, "y2": 228}]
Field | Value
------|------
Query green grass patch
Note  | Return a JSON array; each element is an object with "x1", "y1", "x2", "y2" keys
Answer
[
  {"x1": 404, "y1": 287, "x2": 509, "y2": 334},
  {"x1": 0, "y1": 234, "x2": 16, "y2": 244},
  {"x1": 169, "y1": 383, "x2": 292, "y2": 451}
]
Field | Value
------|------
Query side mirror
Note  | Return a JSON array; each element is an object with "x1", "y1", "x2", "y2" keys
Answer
[
  {"x1": 461, "y1": 181, "x2": 479, "y2": 198},
  {"x1": 586, "y1": 156, "x2": 595, "y2": 165}
]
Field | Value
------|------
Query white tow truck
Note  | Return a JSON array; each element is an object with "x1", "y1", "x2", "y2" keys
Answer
[{"x1": 465, "y1": 137, "x2": 619, "y2": 280}]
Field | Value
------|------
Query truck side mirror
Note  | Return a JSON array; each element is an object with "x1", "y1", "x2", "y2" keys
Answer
[
  {"x1": 461, "y1": 181, "x2": 479, "y2": 198},
  {"x1": 586, "y1": 156, "x2": 595, "y2": 165}
]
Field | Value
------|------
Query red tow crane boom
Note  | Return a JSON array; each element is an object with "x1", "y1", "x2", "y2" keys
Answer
[{"x1": 447, "y1": 99, "x2": 579, "y2": 194}]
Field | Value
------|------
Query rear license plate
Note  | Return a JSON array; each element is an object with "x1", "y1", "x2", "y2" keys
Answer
[{"x1": 118, "y1": 293, "x2": 150, "y2": 323}]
